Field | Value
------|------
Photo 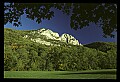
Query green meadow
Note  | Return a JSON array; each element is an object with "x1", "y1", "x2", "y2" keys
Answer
[{"x1": 4, "y1": 69, "x2": 116, "y2": 79}]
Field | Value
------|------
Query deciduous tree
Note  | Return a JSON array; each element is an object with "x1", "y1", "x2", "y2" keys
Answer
[{"x1": 4, "y1": 3, "x2": 117, "y2": 38}]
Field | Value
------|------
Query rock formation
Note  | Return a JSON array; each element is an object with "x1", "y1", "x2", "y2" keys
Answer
[{"x1": 23, "y1": 28, "x2": 82, "y2": 46}]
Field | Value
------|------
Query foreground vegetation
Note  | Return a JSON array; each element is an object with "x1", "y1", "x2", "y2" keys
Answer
[
  {"x1": 4, "y1": 28, "x2": 117, "y2": 71},
  {"x1": 4, "y1": 69, "x2": 116, "y2": 79}
]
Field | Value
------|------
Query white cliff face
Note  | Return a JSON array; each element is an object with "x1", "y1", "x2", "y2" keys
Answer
[
  {"x1": 61, "y1": 33, "x2": 80, "y2": 45},
  {"x1": 23, "y1": 28, "x2": 82, "y2": 46},
  {"x1": 39, "y1": 29, "x2": 60, "y2": 40},
  {"x1": 31, "y1": 38, "x2": 60, "y2": 46},
  {"x1": 31, "y1": 38, "x2": 51, "y2": 45}
]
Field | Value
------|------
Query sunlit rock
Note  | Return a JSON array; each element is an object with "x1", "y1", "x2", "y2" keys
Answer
[
  {"x1": 23, "y1": 28, "x2": 82, "y2": 46},
  {"x1": 61, "y1": 33, "x2": 80, "y2": 45}
]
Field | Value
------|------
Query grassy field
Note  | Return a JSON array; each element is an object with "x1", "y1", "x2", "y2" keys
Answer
[{"x1": 4, "y1": 69, "x2": 116, "y2": 79}]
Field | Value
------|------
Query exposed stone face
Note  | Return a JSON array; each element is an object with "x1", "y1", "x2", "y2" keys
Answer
[
  {"x1": 61, "y1": 33, "x2": 80, "y2": 45},
  {"x1": 23, "y1": 28, "x2": 82, "y2": 46},
  {"x1": 39, "y1": 29, "x2": 60, "y2": 40},
  {"x1": 31, "y1": 38, "x2": 59, "y2": 46}
]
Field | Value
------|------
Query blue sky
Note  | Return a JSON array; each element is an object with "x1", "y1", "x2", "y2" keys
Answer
[{"x1": 4, "y1": 7, "x2": 117, "y2": 44}]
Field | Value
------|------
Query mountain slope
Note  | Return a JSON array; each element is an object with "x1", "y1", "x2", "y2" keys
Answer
[
  {"x1": 84, "y1": 42, "x2": 117, "y2": 53},
  {"x1": 10, "y1": 28, "x2": 82, "y2": 46},
  {"x1": 4, "y1": 28, "x2": 117, "y2": 71}
]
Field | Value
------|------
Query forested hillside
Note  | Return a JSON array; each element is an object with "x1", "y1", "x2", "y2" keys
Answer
[
  {"x1": 84, "y1": 42, "x2": 117, "y2": 53},
  {"x1": 4, "y1": 28, "x2": 117, "y2": 71}
]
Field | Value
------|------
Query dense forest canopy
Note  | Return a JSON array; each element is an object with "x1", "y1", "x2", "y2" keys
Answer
[{"x1": 4, "y1": 28, "x2": 117, "y2": 71}]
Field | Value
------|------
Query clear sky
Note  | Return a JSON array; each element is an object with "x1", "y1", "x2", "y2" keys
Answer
[{"x1": 4, "y1": 7, "x2": 117, "y2": 44}]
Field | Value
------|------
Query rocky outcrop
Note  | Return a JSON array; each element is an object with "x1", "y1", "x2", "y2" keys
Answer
[
  {"x1": 23, "y1": 28, "x2": 82, "y2": 46},
  {"x1": 37, "y1": 28, "x2": 60, "y2": 40},
  {"x1": 61, "y1": 33, "x2": 80, "y2": 45},
  {"x1": 31, "y1": 38, "x2": 60, "y2": 46}
]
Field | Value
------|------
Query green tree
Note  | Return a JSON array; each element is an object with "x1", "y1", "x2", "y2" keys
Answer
[
  {"x1": 86, "y1": 49, "x2": 99, "y2": 70},
  {"x1": 16, "y1": 59, "x2": 24, "y2": 71},
  {"x1": 84, "y1": 42, "x2": 117, "y2": 53},
  {"x1": 4, "y1": 3, "x2": 117, "y2": 38},
  {"x1": 97, "y1": 51, "x2": 108, "y2": 69},
  {"x1": 4, "y1": 45, "x2": 14, "y2": 71},
  {"x1": 106, "y1": 50, "x2": 117, "y2": 68},
  {"x1": 16, "y1": 48, "x2": 29, "y2": 71},
  {"x1": 48, "y1": 46, "x2": 60, "y2": 70},
  {"x1": 28, "y1": 49, "x2": 39, "y2": 71}
]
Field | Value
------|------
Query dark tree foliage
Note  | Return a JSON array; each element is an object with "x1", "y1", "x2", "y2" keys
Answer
[
  {"x1": 4, "y1": 3, "x2": 117, "y2": 38},
  {"x1": 84, "y1": 42, "x2": 117, "y2": 53}
]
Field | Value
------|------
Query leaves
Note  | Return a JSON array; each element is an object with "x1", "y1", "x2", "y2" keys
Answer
[
  {"x1": 13, "y1": 23, "x2": 19, "y2": 27},
  {"x1": 4, "y1": 3, "x2": 117, "y2": 38}
]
